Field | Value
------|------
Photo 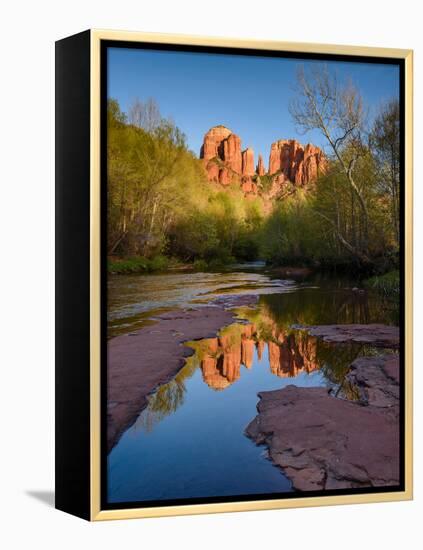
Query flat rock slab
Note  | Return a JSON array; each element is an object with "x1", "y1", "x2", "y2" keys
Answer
[
  {"x1": 303, "y1": 324, "x2": 399, "y2": 349},
  {"x1": 346, "y1": 354, "x2": 400, "y2": 407},
  {"x1": 246, "y1": 354, "x2": 400, "y2": 491},
  {"x1": 108, "y1": 294, "x2": 258, "y2": 452}
]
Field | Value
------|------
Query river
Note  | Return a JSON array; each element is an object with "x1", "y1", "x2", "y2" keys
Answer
[{"x1": 107, "y1": 266, "x2": 398, "y2": 504}]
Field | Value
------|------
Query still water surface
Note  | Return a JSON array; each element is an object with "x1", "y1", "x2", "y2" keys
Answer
[{"x1": 107, "y1": 268, "x2": 397, "y2": 504}]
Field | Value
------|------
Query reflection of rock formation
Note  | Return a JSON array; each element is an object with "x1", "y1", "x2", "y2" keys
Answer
[
  {"x1": 200, "y1": 324, "x2": 256, "y2": 390},
  {"x1": 198, "y1": 320, "x2": 321, "y2": 390},
  {"x1": 241, "y1": 330, "x2": 255, "y2": 369},
  {"x1": 268, "y1": 333, "x2": 318, "y2": 378},
  {"x1": 256, "y1": 340, "x2": 265, "y2": 361},
  {"x1": 202, "y1": 354, "x2": 235, "y2": 390}
]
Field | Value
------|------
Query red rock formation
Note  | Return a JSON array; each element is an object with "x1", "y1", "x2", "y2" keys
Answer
[
  {"x1": 223, "y1": 133, "x2": 242, "y2": 174},
  {"x1": 268, "y1": 139, "x2": 326, "y2": 184},
  {"x1": 241, "y1": 178, "x2": 257, "y2": 194},
  {"x1": 200, "y1": 126, "x2": 232, "y2": 161},
  {"x1": 205, "y1": 161, "x2": 220, "y2": 183},
  {"x1": 200, "y1": 126, "x2": 242, "y2": 185},
  {"x1": 241, "y1": 148, "x2": 255, "y2": 176},
  {"x1": 200, "y1": 126, "x2": 326, "y2": 194},
  {"x1": 300, "y1": 143, "x2": 328, "y2": 184},
  {"x1": 219, "y1": 167, "x2": 232, "y2": 186},
  {"x1": 268, "y1": 140, "x2": 284, "y2": 175},
  {"x1": 256, "y1": 154, "x2": 265, "y2": 176}
]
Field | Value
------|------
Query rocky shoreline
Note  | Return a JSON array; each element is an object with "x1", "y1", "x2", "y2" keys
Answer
[
  {"x1": 246, "y1": 351, "x2": 400, "y2": 491},
  {"x1": 301, "y1": 323, "x2": 400, "y2": 349},
  {"x1": 107, "y1": 294, "x2": 258, "y2": 452}
]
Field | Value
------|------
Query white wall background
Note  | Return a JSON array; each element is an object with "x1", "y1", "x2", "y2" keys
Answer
[{"x1": 1, "y1": 0, "x2": 421, "y2": 547}]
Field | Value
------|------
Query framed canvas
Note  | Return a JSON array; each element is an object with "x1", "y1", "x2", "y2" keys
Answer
[{"x1": 55, "y1": 29, "x2": 413, "y2": 521}]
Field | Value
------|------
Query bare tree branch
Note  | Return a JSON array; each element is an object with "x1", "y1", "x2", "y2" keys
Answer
[{"x1": 289, "y1": 63, "x2": 370, "y2": 259}]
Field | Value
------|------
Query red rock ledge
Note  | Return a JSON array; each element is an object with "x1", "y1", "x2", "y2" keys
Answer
[
  {"x1": 246, "y1": 353, "x2": 400, "y2": 491},
  {"x1": 107, "y1": 294, "x2": 258, "y2": 452},
  {"x1": 304, "y1": 324, "x2": 400, "y2": 349}
]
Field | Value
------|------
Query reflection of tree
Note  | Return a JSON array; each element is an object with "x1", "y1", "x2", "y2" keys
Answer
[
  {"x1": 323, "y1": 345, "x2": 397, "y2": 399},
  {"x1": 254, "y1": 286, "x2": 398, "y2": 328},
  {"x1": 264, "y1": 289, "x2": 371, "y2": 326},
  {"x1": 134, "y1": 357, "x2": 197, "y2": 432},
  {"x1": 318, "y1": 342, "x2": 361, "y2": 384}
]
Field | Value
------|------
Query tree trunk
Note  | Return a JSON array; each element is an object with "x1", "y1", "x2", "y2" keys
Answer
[
  {"x1": 314, "y1": 209, "x2": 372, "y2": 265},
  {"x1": 108, "y1": 231, "x2": 128, "y2": 255}
]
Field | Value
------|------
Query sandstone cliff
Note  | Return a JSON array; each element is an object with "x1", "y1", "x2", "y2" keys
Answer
[
  {"x1": 268, "y1": 139, "x2": 327, "y2": 185},
  {"x1": 241, "y1": 147, "x2": 255, "y2": 176},
  {"x1": 200, "y1": 126, "x2": 327, "y2": 197},
  {"x1": 200, "y1": 125, "x2": 242, "y2": 185},
  {"x1": 256, "y1": 154, "x2": 265, "y2": 176}
]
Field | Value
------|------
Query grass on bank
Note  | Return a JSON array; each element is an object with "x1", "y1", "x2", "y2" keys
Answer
[
  {"x1": 363, "y1": 270, "x2": 400, "y2": 298},
  {"x1": 108, "y1": 255, "x2": 169, "y2": 274}
]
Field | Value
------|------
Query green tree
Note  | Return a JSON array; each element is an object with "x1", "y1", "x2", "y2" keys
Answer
[
  {"x1": 107, "y1": 98, "x2": 203, "y2": 257},
  {"x1": 370, "y1": 100, "x2": 400, "y2": 246}
]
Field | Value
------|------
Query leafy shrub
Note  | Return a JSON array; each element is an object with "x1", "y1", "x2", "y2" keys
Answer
[{"x1": 192, "y1": 259, "x2": 208, "y2": 272}]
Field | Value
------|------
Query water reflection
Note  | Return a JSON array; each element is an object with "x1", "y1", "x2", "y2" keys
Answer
[
  {"x1": 107, "y1": 270, "x2": 296, "y2": 338},
  {"x1": 257, "y1": 285, "x2": 398, "y2": 327},
  {"x1": 109, "y1": 277, "x2": 399, "y2": 503},
  {"x1": 135, "y1": 303, "x2": 376, "y2": 433},
  {"x1": 135, "y1": 359, "x2": 197, "y2": 433},
  {"x1": 197, "y1": 324, "x2": 323, "y2": 391},
  {"x1": 108, "y1": 271, "x2": 398, "y2": 338}
]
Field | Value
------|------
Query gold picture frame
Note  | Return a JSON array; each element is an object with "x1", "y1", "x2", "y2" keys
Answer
[{"x1": 55, "y1": 29, "x2": 413, "y2": 521}]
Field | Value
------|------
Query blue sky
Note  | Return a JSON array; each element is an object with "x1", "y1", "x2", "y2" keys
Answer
[{"x1": 108, "y1": 47, "x2": 399, "y2": 167}]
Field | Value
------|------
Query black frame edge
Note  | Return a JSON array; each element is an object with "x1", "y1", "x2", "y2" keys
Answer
[{"x1": 55, "y1": 29, "x2": 91, "y2": 521}]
